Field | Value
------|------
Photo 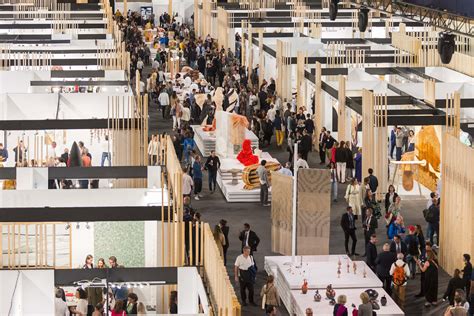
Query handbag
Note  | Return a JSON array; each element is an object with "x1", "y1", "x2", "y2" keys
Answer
[
  {"x1": 247, "y1": 256, "x2": 258, "y2": 284},
  {"x1": 261, "y1": 285, "x2": 267, "y2": 309}
]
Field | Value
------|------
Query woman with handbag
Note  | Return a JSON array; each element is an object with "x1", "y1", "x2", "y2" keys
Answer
[
  {"x1": 345, "y1": 178, "x2": 363, "y2": 219},
  {"x1": 260, "y1": 275, "x2": 280, "y2": 310}
]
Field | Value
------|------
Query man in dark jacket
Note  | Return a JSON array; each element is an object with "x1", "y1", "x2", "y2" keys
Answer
[
  {"x1": 238, "y1": 223, "x2": 260, "y2": 254},
  {"x1": 363, "y1": 208, "x2": 378, "y2": 251},
  {"x1": 425, "y1": 197, "x2": 440, "y2": 246},
  {"x1": 340, "y1": 206, "x2": 358, "y2": 256},
  {"x1": 299, "y1": 129, "x2": 312, "y2": 161},
  {"x1": 366, "y1": 234, "x2": 378, "y2": 271},
  {"x1": 304, "y1": 114, "x2": 315, "y2": 135},
  {"x1": 375, "y1": 243, "x2": 397, "y2": 295},
  {"x1": 367, "y1": 168, "x2": 378, "y2": 195},
  {"x1": 390, "y1": 235, "x2": 408, "y2": 256}
]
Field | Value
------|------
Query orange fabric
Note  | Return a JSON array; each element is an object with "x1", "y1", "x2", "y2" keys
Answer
[
  {"x1": 230, "y1": 114, "x2": 249, "y2": 145},
  {"x1": 82, "y1": 156, "x2": 91, "y2": 167}
]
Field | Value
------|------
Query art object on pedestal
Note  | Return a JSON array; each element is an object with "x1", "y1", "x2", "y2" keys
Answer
[
  {"x1": 337, "y1": 267, "x2": 341, "y2": 278},
  {"x1": 241, "y1": 161, "x2": 280, "y2": 190},
  {"x1": 301, "y1": 279, "x2": 308, "y2": 294},
  {"x1": 314, "y1": 290, "x2": 322, "y2": 302},
  {"x1": 230, "y1": 114, "x2": 249, "y2": 146},
  {"x1": 237, "y1": 139, "x2": 259, "y2": 166},
  {"x1": 326, "y1": 284, "x2": 336, "y2": 300},
  {"x1": 353, "y1": 262, "x2": 357, "y2": 274},
  {"x1": 305, "y1": 308, "x2": 313, "y2": 316},
  {"x1": 346, "y1": 259, "x2": 350, "y2": 273},
  {"x1": 363, "y1": 266, "x2": 367, "y2": 278},
  {"x1": 381, "y1": 295, "x2": 387, "y2": 306}
]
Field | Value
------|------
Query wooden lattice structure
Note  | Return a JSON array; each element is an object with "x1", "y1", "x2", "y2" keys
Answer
[
  {"x1": 362, "y1": 89, "x2": 388, "y2": 199},
  {"x1": 276, "y1": 39, "x2": 292, "y2": 102}
]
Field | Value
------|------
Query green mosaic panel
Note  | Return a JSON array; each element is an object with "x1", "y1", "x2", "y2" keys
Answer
[{"x1": 94, "y1": 221, "x2": 145, "y2": 267}]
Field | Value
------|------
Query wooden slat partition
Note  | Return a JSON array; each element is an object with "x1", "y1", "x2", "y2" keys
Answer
[
  {"x1": 313, "y1": 61, "x2": 323, "y2": 149},
  {"x1": 201, "y1": 222, "x2": 241, "y2": 315},
  {"x1": 296, "y1": 51, "x2": 307, "y2": 111},
  {"x1": 440, "y1": 133, "x2": 474, "y2": 275},
  {"x1": 337, "y1": 74, "x2": 347, "y2": 142},
  {"x1": 0, "y1": 222, "x2": 72, "y2": 269},
  {"x1": 362, "y1": 89, "x2": 388, "y2": 199}
]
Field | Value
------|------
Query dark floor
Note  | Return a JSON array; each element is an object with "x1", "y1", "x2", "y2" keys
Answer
[{"x1": 144, "y1": 73, "x2": 451, "y2": 316}]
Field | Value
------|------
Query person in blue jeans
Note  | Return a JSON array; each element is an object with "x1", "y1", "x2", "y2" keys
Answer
[
  {"x1": 192, "y1": 155, "x2": 203, "y2": 200},
  {"x1": 390, "y1": 126, "x2": 397, "y2": 159},
  {"x1": 100, "y1": 135, "x2": 111, "y2": 167},
  {"x1": 182, "y1": 132, "x2": 196, "y2": 166}
]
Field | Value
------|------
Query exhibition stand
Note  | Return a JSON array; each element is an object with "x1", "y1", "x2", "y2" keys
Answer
[{"x1": 265, "y1": 255, "x2": 403, "y2": 315}]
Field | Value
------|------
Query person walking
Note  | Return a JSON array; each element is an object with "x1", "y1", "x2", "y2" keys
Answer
[
  {"x1": 395, "y1": 126, "x2": 404, "y2": 161},
  {"x1": 158, "y1": 87, "x2": 170, "y2": 119},
  {"x1": 376, "y1": 243, "x2": 397, "y2": 296},
  {"x1": 366, "y1": 234, "x2": 378, "y2": 271},
  {"x1": 182, "y1": 168, "x2": 194, "y2": 197},
  {"x1": 192, "y1": 155, "x2": 203, "y2": 200},
  {"x1": 404, "y1": 225, "x2": 419, "y2": 278},
  {"x1": 318, "y1": 128, "x2": 327, "y2": 164},
  {"x1": 345, "y1": 178, "x2": 363, "y2": 219},
  {"x1": 204, "y1": 150, "x2": 220, "y2": 193},
  {"x1": 260, "y1": 275, "x2": 280, "y2": 311},
  {"x1": 390, "y1": 126, "x2": 397, "y2": 159},
  {"x1": 462, "y1": 254, "x2": 472, "y2": 297},
  {"x1": 363, "y1": 208, "x2": 378, "y2": 249},
  {"x1": 443, "y1": 269, "x2": 467, "y2": 305},
  {"x1": 417, "y1": 250, "x2": 439, "y2": 307},
  {"x1": 367, "y1": 168, "x2": 379, "y2": 197},
  {"x1": 147, "y1": 135, "x2": 159, "y2": 165},
  {"x1": 424, "y1": 196, "x2": 440, "y2": 246},
  {"x1": 340, "y1": 206, "x2": 358, "y2": 256},
  {"x1": 273, "y1": 111, "x2": 284, "y2": 147},
  {"x1": 390, "y1": 253, "x2": 410, "y2": 308},
  {"x1": 335, "y1": 141, "x2": 347, "y2": 183},
  {"x1": 238, "y1": 223, "x2": 260, "y2": 254},
  {"x1": 256, "y1": 160, "x2": 270, "y2": 206},
  {"x1": 234, "y1": 246, "x2": 257, "y2": 306},
  {"x1": 220, "y1": 219, "x2": 230, "y2": 265}
]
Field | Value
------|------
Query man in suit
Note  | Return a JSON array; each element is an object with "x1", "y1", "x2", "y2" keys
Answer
[
  {"x1": 362, "y1": 208, "x2": 378, "y2": 253},
  {"x1": 375, "y1": 243, "x2": 397, "y2": 295},
  {"x1": 238, "y1": 223, "x2": 260, "y2": 254},
  {"x1": 340, "y1": 206, "x2": 358, "y2": 256},
  {"x1": 390, "y1": 234, "x2": 408, "y2": 256},
  {"x1": 366, "y1": 234, "x2": 378, "y2": 271}
]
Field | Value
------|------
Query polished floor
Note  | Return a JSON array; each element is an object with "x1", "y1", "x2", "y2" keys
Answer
[{"x1": 145, "y1": 77, "x2": 452, "y2": 316}]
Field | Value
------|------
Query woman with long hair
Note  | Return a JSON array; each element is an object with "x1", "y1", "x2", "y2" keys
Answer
[
  {"x1": 384, "y1": 185, "x2": 398, "y2": 213},
  {"x1": 111, "y1": 300, "x2": 126, "y2": 316},
  {"x1": 345, "y1": 178, "x2": 362, "y2": 219},
  {"x1": 260, "y1": 275, "x2": 280, "y2": 310},
  {"x1": 213, "y1": 224, "x2": 226, "y2": 258},
  {"x1": 83, "y1": 254, "x2": 93, "y2": 269},
  {"x1": 97, "y1": 258, "x2": 107, "y2": 269},
  {"x1": 417, "y1": 250, "x2": 439, "y2": 307}
]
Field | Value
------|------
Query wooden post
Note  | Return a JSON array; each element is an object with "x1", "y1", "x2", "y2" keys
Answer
[{"x1": 337, "y1": 75, "x2": 347, "y2": 142}]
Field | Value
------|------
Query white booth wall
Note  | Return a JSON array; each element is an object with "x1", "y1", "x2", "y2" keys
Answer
[{"x1": 115, "y1": 0, "x2": 194, "y2": 22}]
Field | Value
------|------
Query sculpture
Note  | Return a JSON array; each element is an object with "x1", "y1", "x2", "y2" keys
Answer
[
  {"x1": 381, "y1": 295, "x2": 387, "y2": 306},
  {"x1": 353, "y1": 262, "x2": 357, "y2": 274},
  {"x1": 237, "y1": 139, "x2": 259, "y2": 166},
  {"x1": 326, "y1": 284, "x2": 336, "y2": 300},
  {"x1": 301, "y1": 279, "x2": 308, "y2": 294},
  {"x1": 314, "y1": 290, "x2": 322, "y2": 302},
  {"x1": 241, "y1": 161, "x2": 280, "y2": 190}
]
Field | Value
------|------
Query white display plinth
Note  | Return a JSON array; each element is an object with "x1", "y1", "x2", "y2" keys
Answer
[
  {"x1": 265, "y1": 255, "x2": 385, "y2": 315},
  {"x1": 191, "y1": 125, "x2": 258, "y2": 157},
  {"x1": 291, "y1": 288, "x2": 404, "y2": 316},
  {"x1": 216, "y1": 153, "x2": 278, "y2": 203}
]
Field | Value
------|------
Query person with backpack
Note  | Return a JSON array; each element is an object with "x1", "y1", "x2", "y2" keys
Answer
[{"x1": 390, "y1": 253, "x2": 411, "y2": 308}]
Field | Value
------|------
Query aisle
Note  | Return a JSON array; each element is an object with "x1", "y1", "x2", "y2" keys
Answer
[{"x1": 142, "y1": 61, "x2": 451, "y2": 315}]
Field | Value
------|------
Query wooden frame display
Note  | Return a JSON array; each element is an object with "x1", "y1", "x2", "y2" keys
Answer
[
  {"x1": 439, "y1": 133, "x2": 474, "y2": 275},
  {"x1": 313, "y1": 62, "x2": 324, "y2": 149},
  {"x1": 362, "y1": 89, "x2": 388, "y2": 199},
  {"x1": 276, "y1": 40, "x2": 291, "y2": 102},
  {"x1": 337, "y1": 75, "x2": 347, "y2": 142},
  {"x1": 296, "y1": 51, "x2": 307, "y2": 111}
]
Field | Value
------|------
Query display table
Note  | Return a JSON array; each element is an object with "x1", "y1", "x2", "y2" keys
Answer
[
  {"x1": 264, "y1": 256, "x2": 386, "y2": 315},
  {"x1": 291, "y1": 288, "x2": 404, "y2": 316}
]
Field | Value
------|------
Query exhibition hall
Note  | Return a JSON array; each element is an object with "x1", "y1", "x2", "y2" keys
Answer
[{"x1": 0, "y1": 0, "x2": 473, "y2": 315}]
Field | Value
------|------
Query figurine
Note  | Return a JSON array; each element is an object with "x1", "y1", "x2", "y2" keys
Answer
[
  {"x1": 329, "y1": 298, "x2": 336, "y2": 306},
  {"x1": 338, "y1": 257, "x2": 342, "y2": 268},
  {"x1": 381, "y1": 295, "x2": 387, "y2": 306},
  {"x1": 326, "y1": 284, "x2": 336, "y2": 300},
  {"x1": 363, "y1": 266, "x2": 367, "y2": 278},
  {"x1": 353, "y1": 262, "x2": 357, "y2": 274},
  {"x1": 337, "y1": 267, "x2": 341, "y2": 278},
  {"x1": 314, "y1": 290, "x2": 322, "y2": 302},
  {"x1": 305, "y1": 308, "x2": 313, "y2": 316},
  {"x1": 346, "y1": 259, "x2": 350, "y2": 273},
  {"x1": 301, "y1": 279, "x2": 308, "y2": 294}
]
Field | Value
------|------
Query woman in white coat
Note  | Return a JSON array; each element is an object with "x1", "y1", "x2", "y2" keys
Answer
[{"x1": 345, "y1": 178, "x2": 363, "y2": 218}]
